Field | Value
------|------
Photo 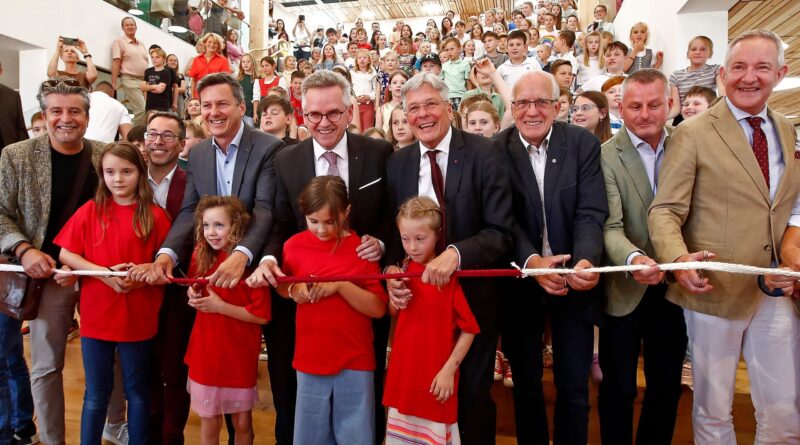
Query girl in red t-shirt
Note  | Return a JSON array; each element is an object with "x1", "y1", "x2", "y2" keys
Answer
[
  {"x1": 55, "y1": 142, "x2": 172, "y2": 445},
  {"x1": 276, "y1": 176, "x2": 387, "y2": 445},
  {"x1": 383, "y1": 197, "x2": 480, "y2": 445},
  {"x1": 183, "y1": 196, "x2": 271, "y2": 445}
]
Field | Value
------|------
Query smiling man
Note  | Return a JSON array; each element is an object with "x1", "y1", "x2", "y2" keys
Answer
[
  {"x1": 649, "y1": 29, "x2": 800, "y2": 443},
  {"x1": 385, "y1": 73, "x2": 513, "y2": 445},
  {"x1": 494, "y1": 70, "x2": 607, "y2": 444}
]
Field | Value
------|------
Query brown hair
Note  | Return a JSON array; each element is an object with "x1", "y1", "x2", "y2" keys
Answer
[
  {"x1": 575, "y1": 91, "x2": 612, "y2": 143},
  {"x1": 688, "y1": 35, "x2": 714, "y2": 55},
  {"x1": 601, "y1": 75, "x2": 626, "y2": 93},
  {"x1": 396, "y1": 196, "x2": 443, "y2": 234},
  {"x1": 258, "y1": 94, "x2": 293, "y2": 116},
  {"x1": 442, "y1": 37, "x2": 462, "y2": 50},
  {"x1": 684, "y1": 85, "x2": 717, "y2": 104},
  {"x1": 298, "y1": 176, "x2": 351, "y2": 248},
  {"x1": 184, "y1": 120, "x2": 207, "y2": 139},
  {"x1": 95, "y1": 142, "x2": 155, "y2": 241},
  {"x1": 582, "y1": 31, "x2": 606, "y2": 67},
  {"x1": 192, "y1": 196, "x2": 250, "y2": 276},
  {"x1": 457, "y1": 91, "x2": 491, "y2": 114},
  {"x1": 465, "y1": 100, "x2": 500, "y2": 126}
]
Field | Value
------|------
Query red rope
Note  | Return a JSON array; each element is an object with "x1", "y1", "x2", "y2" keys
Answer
[{"x1": 169, "y1": 268, "x2": 522, "y2": 286}]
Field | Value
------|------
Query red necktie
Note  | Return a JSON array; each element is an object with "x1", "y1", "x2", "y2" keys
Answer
[
  {"x1": 746, "y1": 116, "x2": 770, "y2": 188},
  {"x1": 426, "y1": 150, "x2": 446, "y2": 252}
]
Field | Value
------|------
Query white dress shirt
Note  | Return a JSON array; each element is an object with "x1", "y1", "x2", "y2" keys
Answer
[
  {"x1": 520, "y1": 127, "x2": 554, "y2": 266},
  {"x1": 313, "y1": 133, "x2": 349, "y2": 188},
  {"x1": 147, "y1": 165, "x2": 178, "y2": 209},
  {"x1": 418, "y1": 127, "x2": 452, "y2": 204}
]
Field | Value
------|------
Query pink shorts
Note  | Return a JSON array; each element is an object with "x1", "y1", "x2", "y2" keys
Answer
[{"x1": 187, "y1": 378, "x2": 259, "y2": 418}]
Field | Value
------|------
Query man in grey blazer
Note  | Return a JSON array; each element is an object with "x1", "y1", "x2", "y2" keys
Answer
[
  {"x1": 598, "y1": 69, "x2": 686, "y2": 445},
  {"x1": 138, "y1": 73, "x2": 283, "y2": 287}
]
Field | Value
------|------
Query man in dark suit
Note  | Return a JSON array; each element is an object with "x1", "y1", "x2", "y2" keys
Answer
[
  {"x1": 0, "y1": 63, "x2": 29, "y2": 149},
  {"x1": 384, "y1": 73, "x2": 513, "y2": 445},
  {"x1": 494, "y1": 70, "x2": 607, "y2": 445},
  {"x1": 247, "y1": 70, "x2": 392, "y2": 445},
  {"x1": 139, "y1": 73, "x2": 283, "y2": 288}
]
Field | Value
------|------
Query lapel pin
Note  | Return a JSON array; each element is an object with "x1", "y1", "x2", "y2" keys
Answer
[
  {"x1": 454, "y1": 159, "x2": 459, "y2": 164},
  {"x1": 552, "y1": 159, "x2": 557, "y2": 163}
]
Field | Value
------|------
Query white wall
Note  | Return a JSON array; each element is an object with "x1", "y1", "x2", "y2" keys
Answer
[
  {"x1": 0, "y1": 0, "x2": 196, "y2": 113},
  {"x1": 612, "y1": 0, "x2": 732, "y2": 77}
]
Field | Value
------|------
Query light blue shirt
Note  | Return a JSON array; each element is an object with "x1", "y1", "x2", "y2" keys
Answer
[
  {"x1": 158, "y1": 121, "x2": 253, "y2": 266},
  {"x1": 725, "y1": 97, "x2": 784, "y2": 201},
  {"x1": 627, "y1": 127, "x2": 667, "y2": 195}
]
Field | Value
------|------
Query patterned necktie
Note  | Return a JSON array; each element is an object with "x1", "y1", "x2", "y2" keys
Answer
[
  {"x1": 745, "y1": 116, "x2": 770, "y2": 188},
  {"x1": 322, "y1": 150, "x2": 340, "y2": 177},
  {"x1": 426, "y1": 150, "x2": 446, "y2": 253}
]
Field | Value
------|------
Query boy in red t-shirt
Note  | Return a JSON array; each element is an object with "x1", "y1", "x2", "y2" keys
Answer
[{"x1": 289, "y1": 70, "x2": 305, "y2": 126}]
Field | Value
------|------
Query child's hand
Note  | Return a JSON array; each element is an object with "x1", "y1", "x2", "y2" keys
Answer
[
  {"x1": 102, "y1": 263, "x2": 136, "y2": 293},
  {"x1": 430, "y1": 366, "x2": 456, "y2": 403},
  {"x1": 289, "y1": 283, "x2": 311, "y2": 304},
  {"x1": 307, "y1": 282, "x2": 338, "y2": 303},
  {"x1": 386, "y1": 265, "x2": 412, "y2": 308},
  {"x1": 188, "y1": 288, "x2": 224, "y2": 313},
  {"x1": 474, "y1": 57, "x2": 496, "y2": 76}
]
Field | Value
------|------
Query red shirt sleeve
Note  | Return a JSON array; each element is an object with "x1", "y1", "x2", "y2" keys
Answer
[
  {"x1": 452, "y1": 280, "x2": 480, "y2": 334},
  {"x1": 53, "y1": 201, "x2": 92, "y2": 256},
  {"x1": 243, "y1": 285, "x2": 271, "y2": 322}
]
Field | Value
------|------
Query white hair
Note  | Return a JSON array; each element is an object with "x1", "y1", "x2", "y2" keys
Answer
[
  {"x1": 725, "y1": 29, "x2": 785, "y2": 68},
  {"x1": 400, "y1": 73, "x2": 449, "y2": 110},
  {"x1": 513, "y1": 71, "x2": 560, "y2": 100}
]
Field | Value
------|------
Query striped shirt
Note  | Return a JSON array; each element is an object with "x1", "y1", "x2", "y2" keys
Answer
[{"x1": 668, "y1": 63, "x2": 721, "y2": 103}]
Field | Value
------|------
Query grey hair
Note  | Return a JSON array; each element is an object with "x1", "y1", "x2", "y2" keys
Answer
[
  {"x1": 400, "y1": 73, "x2": 449, "y2": 110},
  {"x1": 621, "y1": 68, "x2": 670, "y2": 100},
  {"x1": 512, "y1": 71, "x2": 560, "y2": 100},
  {"x1": 301, "y1": 70, "x2": 353, "y2": 109},
  {"x1": 196, "y1": 72, "x2": 245, "y2": 104},
  {"x1": 726, "y1": 29, "x2": 785, "y2": 68},
  {"x1": 37, "y1": 77, "x2": 90, "y2": 114}
]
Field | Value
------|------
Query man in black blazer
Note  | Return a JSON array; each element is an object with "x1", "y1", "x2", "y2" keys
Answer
[
  {"x1": 384, "y1": 73, "x2": 513, "y2": 445},
  {"x1": 247, "y1": 70, "x2": 392, "y2": 445},
  {"x1": 494, "y1": 71, "x2": 608, "y2": 445},
  {"x1": 0, "y1": 63, "x2": 28, "y2": 149},
  {"x1": 139, "y1": 72, "x2": 283, "y2": 287}
]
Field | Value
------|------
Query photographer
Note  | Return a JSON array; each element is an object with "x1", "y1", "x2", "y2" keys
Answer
[
  {"x1": 47, "y1": 36, "x2": 97, "y2": 89},
  {"x1": 293, "y1": 15, "x2": 312, "y2": 61}
]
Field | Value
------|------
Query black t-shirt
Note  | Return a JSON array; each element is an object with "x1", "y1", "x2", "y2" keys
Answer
[
  {"x1": 144, "y1": 67, "x2": 178, "y2": 111},
  {"x1": 41, "y1": 146, "x2": 98, "y2": 261}
]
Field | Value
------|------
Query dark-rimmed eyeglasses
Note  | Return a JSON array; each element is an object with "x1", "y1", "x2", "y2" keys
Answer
[
  {"x1": 511, "y1": 98, "x2": 559, "y2": 110},
  {"x1": 405, "y1": 100, "x2": 447, "y2": 116},
  {"x1": 304, "y1": 110, "x2": 346, "y2": 124},
  {"x1": 145, "y1": 131, "x2": 178, "y2": 143},
  {"x1": 569, "y1": 104, "x2": 599, "y2": 114}
]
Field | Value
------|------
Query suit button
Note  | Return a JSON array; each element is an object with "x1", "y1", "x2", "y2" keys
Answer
[{"x1": 763, "y1": 244, "x2": 770, "y2": 251}]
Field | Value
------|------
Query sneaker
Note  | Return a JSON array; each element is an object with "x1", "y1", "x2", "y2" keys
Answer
[
  {"x1": 259, "y1": 346, "x2": 268, "y2": 361},
  {"x1": 67, "y1": 319, "x2": 80, "y2": 341},
  {"x1": 12, "y1": 432, "x2": 39, "y2": 445},
  {"x1": 493, "y1": 350, "x2": 504, "y2": 381},
  {"x1": 542, "y1": 345, "x2": 553, "y2": 368},
  {"x1": 681, "y1": 360, "x2": 693, "y2": 391},
  {"x1": 503, "y1": 363, "x2": 513, "y2": 388},
  {"x1": 103, "y1": 421, "x2": 129, "y2": 445},
  {"x1": 590, "y1": 353, "x2": 603, "y2": 383},
  {"x1": 20, "y1": 323, "x2": 30, "y2": 336}
]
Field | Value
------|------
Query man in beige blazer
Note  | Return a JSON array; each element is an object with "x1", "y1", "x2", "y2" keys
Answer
[
  {"x1": 599, "y1": 69, "x2": 686, "y2": 445},
  {"x1": 648, "y1": 30, "x2": 800, "y2": 443}
]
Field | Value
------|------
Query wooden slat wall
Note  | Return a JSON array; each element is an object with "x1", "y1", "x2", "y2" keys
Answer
[{"x1": 729, "y1": 0, "x2": 800, "y2": 125}]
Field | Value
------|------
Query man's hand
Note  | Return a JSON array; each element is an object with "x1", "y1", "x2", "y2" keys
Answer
[
  {"x1": 128, "y1": 262, "x2": 153, "y2": 283},
  {"x1": 54, "y1": 264, "x2": 78, "y2": 287},
  {"x1": 208, "y1": 250, "x2": 248, "y2": 288},
  {"x1": 673, "y1": 250, "x2": 716, "y2": 294},
  {"x1": 630, "y1": 254, "x2": 663, "y2": 286},
  {"x1": 567, "y1": 259, "x2": 600, "y2": 291},
  {"x1": 246, "y1": 258, "x2": 285, "y2": 287},
  {"x1": 385, "y1": 265, "x2": 412, "y2": 309},
  {"x1": 20, "y1": 248, "x2": 56, "y2": 279},
  {"x1": 764, "y1": 266, "x2": 796, "y2": 297},
  {"x1": 356, "y1": 235, "x2": 383, "y2": 263},
  {"x1": 422, "y1": 248, "x2": 459, "y2": 286},
  {"x1": 146, "y1": 254, "x2": 174, "y2": 285},
  {"x1": 526, "y1": 254, "x2": 570, "y2": 296}
]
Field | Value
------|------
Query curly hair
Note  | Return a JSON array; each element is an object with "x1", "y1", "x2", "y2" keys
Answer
[{"x1": 192, "y1": 196, "x2": 251, "y2": 276}]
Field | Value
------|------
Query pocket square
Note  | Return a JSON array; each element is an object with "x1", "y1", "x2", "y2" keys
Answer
[{"x1": 358, "y1": 177, "x2": 382, "y2": 190}]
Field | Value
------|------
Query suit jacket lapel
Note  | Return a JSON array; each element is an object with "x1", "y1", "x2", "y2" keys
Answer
[
  {"x1": 509, "y1": 129, "x2": 544, "y2": 229},
  {"x1": 347, "y1": 133, "x2": 365, "y2": 194},
  {"x1": 231, "y1": 125, "x2": 251, "y2": 196},
  {"x1": 711, "y1": 102, "x2": 770, "y2": 202},
  {"x1": 404, "y1": 142, "x2": 421, "y2": 199},
  {"x1": 166, "y1": 167, "x2": 187, "y2": 221},
  {"x1": 444, "y1": 128, "x2": 464, "y2": 205},
  {"x1": 616, "y1": 128, "x2": 654, "y2": 206},
  {"x1": 297, "y1": 139, "x2": 316, "y2": 183},
  {"x1": 544, "y1": 123, "x2": 566, "y2": 217},
  {"x1": 34, "y1": 137, "x2": 52, "y2": 221}
]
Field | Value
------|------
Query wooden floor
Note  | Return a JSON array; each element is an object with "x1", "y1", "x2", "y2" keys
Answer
[{"x1": 30, "y1": 335, "x2": 758, "y2": 444}]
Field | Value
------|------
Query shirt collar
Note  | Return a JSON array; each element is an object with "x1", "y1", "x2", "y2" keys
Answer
[
  {"x1": 313, "y1": 132, "x2": 349, "y2": 161},
  {"x1": 518, "y1": 125, "x2": 553, "y2": 152},
  {"x1": 726, "y1": 97, "x2": 768, "y2": 122},
  {"x1": 626, "y1": 127, "x2": 667, "y2": 153},
  {"x1": 419, "y1": 126, "x2": 453, "y2": 154},
  {"x1": 147, "y1": 164, "x2": 178, "y2": 186},
  {"x1": 212, "y1": 121, "x2": 245, "y2": 153}
]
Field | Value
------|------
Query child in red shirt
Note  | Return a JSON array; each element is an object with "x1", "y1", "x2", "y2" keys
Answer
[
  {"x1": 288, "y1": 70, "x2": 305, "y2": 126},
  {"x1": 184, "y1": 196, "x2": 271, "y2": 445},
  {"x1": 55, "y1": 142, "x2": 172, "y2": 445},
  {"x1": 383, "y1": 197, "x2": 480, "y2": 445},
  {"x1": 276, "y1": 176, "x2": 387, "y2": 445}
]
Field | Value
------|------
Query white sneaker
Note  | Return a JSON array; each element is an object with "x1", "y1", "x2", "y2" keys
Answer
[{"x1": 102, "y1": 421, "x2": 129, "y2": 445}]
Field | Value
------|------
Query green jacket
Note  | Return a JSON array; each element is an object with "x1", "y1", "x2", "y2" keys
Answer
[{"x1": 601, "y1": 126, "x2": 672, "y2": 316}]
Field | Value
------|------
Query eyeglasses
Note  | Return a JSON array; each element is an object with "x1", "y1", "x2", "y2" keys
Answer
[
  {"x1": 569, "y1": 104, "x2": 599, "y2": 114},
  {"x1": 145, "y1": 131, "x2": 179, "y2": 143},
  {"x1": 511, "y1": 98, "x2": 559, "y2": 110},
  {"x1": 304, "y1": 110, "x2": 346, "y2": 124},
  {"x1": 405, "y1": 100, "x2": 447, "y2": 116},
  {"x1": 41, "y1": 79, "x2": 82, "y2": 88}
]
